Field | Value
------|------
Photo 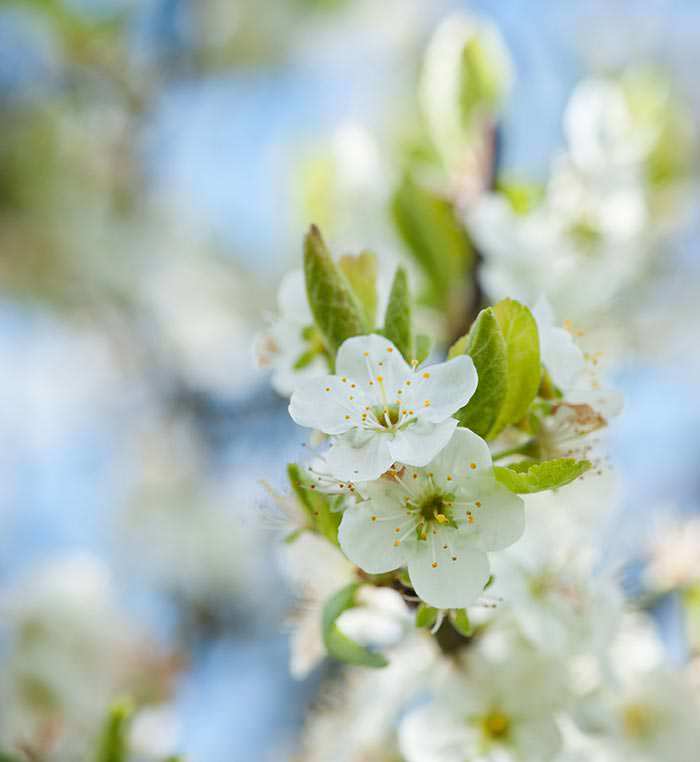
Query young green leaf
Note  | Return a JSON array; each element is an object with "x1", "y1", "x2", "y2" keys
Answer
[
  {"x1": 95, "y1": 699, "x2": 133, "y2": 762},
  {"x1": 450, "y1": 307, "x2": 508, "y2": 438},
  {"x1": 287, "y1": 463, "x2": 341, "y2": 546},
  {"x1": 413, "y1": 334, "x2": 433, "y2": 365},
  {"x1": 338, "y1": 251, "x2": 378, "y2": 329},
  {"x1": 494, "y1": 458, "x2": 592, "y2": 494},
  {"x1": 490, "y1": 298, "x2": 541, "y2": 435},
  {"x1": 304, "y1": 225, "x2": 367, "y2": 359},
  {"x1": 322, "y1": 584, "x2": 388, "y2": 668},
  {"x1": 383, "y1": 266, "x2": 413, "y2": 362},
  {"x1": 451, "y1": 608, "x2": 473, "y2": 637},
  {"x1": 391, "y1": 173, "x2": 472, "y2": 309},
  {"x1": 415, "y1": 603, "x2": 439, "y2": 629}
]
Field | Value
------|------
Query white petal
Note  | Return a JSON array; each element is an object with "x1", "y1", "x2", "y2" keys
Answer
[
  {"x1": 388, "y1": 418, "x2": 458, "y2": 467},
  {"x1": 336, "y1": 334, "x2": 412, "y2": 401},
  {"x1": 399, "y1": 705, "x2": 469, "y2": 762},
  {"x1": 467, "y1": 482, "x2": 525, "y2": 551},
  {"x1": 324, "y1": 430, "x2": 394, "y2": 482},
  {"x1": 277, "y1": 269, "x2": 311, "y2": 323},
  {"x1": 407, "y1": 355, "x2": 477, "y2": 423},
  {"x1": 289, "y1": 375, "x2": 363, "y2": 434},
  {"x1": 407, "y1": 529, "x2": 490, "y2": 609},
  {"x1": 511, "y1": 717, "x2": 562, "y2": 762},
  {"x1": 533, "y1": 296, "x2": 586, "y2": 391},
  {"x1": 338, "y1": 499, "x2": 408, "y2": 574},
  {"x1": 429, "y1": 427, "x2": 493, "y2": 487}
]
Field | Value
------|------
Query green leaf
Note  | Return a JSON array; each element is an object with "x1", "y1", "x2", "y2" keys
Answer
[
  {"x1": 490, "y1": 299, "x2": 541, "y2": 436},
  {"x1": 338, "y1": 251, "x2": 378, "y2": 329},
  {"x1": 322, "y1": 584, "x2": 388, "y2": 668},
  {"x1": 391, "y1": 173, "x2": 472, "y2": 309},
  {"x1": 415, "y1": 603, "x2": 438, "y2": 629},
  {"x1": 451, "y1": 609, "x2": 473, "y2": 637},
  {"x1": 383, "y1": 267, "x2": 413, "y2": 362},
  {"x1": 95, "y1": 699, "x2": 133, "y2": 762},
  {"x1": 287, "y1": 463, "x2": 341, "y2": 545},
  {"x1": 304, "y1": 225, "x2": 367, "y2": 360},
  {"x1": 450, "y1": 307, "x2": 508, "y2": 438},
  {"x1": 414, "y1": 334, "x2": 433, "y2": 365},
  {"x1": 494, "y1": 458, "x2": 592, "y2": 494},
  {"x1": 0, "y1": 753, "x2": 24, "y2": 762}
]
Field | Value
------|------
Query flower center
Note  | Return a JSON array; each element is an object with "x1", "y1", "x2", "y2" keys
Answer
[
  {"x1": 416, "y1": 491, "x2": 454, "y2": 529},
  {"x1": 622, "y1": 703, "x2": 655, "y2": 739},
  {"x1": 372, "y1": 405, "x2": 402, "y2": 430},
  {"x1": 481, "y1": 710, "x2": 511, "y2": 741}
]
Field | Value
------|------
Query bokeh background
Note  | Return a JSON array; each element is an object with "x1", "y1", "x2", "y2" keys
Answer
[{"x1": 1, "y1": 0, "x2": 699, "y2": 759}]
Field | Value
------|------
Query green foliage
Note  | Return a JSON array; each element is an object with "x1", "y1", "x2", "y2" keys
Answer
[
  {"x1": 304, "y1": 225, "x2": 367, "y2": 361},
  {"x1": 490, "y1": 299, "x2": 541, "y2": 436},
  {"x1": 450, "y1": 307, "x2": 508, "y2": 438},
  {"x1": 494, "y1": 458, "x2": 592, "y2": 494},
  {"x1": 451, "y1": 609, "x2": 473, "y2": 637},
  {"x1": 414, "y1": 334, "x2": 433, "y2": 365},
  {"x1": 95, "y1": 699, "x2": 133, "y2": 762},
  {"x1": 0, "y1": 753, "x2": 24, "y2": 762},
  {"x1": 287, "y1": 464, "x2": 341, "y2": 545},
  {"x1": 383, "y1": 267, "x2": 413, "y2": 362},
  {"x1": 322, "y1": 584, "x2": 388, "y2": 668},
  {"x1": 391, "y1": 173, "x2": 472, "y2": 309},
  {"x1": 415, "y1": 603, "x2": 439, "y2": 629},
  {"x1": 339, "y1": 251, "x2": 378, "y2": 329}
]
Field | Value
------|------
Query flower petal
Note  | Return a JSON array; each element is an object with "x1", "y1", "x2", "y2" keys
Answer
[
  {"x1": 399, "y1": 705, "x2": 470, "y2": 762},
  {"x1": 407, "y1": 529, "x2": 490, "y2": 609},
  {"x1": 466, "y1": 482, "x2": 525, "y2": 551},
  {"x1": 338, "y1": 499, "x2": 408, "y2": 575},
  {"x1": 533, "y1": 296, "x2": 585, "y2": 391},
  {"x1": 289, "y1": 375, "x2": 365, "y2": 434},
  {"x1": 511, "y1": 717, "x2": 562, "y2": 762},
  {"x1": 428, "y1": 427, "x2": 493, "y2": 487},
  {"x1": 407, "y1": 355, "x2": 478, "y2": 423},
  {"x1": 388, "y1": 418, "x2": 458, "y2": 467},
  {"x1": 336, "y1": 334, "x2": 412, "y2": 400},
  {"x1": 324, "y1": 429, "x2": 394, "y2": 482},
  {"x1": 277, "y1": 269, "x2": 312, "y2": 323}
]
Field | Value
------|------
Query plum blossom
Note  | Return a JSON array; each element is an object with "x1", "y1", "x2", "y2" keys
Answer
[
  {"x1": 399, "y1": 636, "x2": 568, "y2": 762},
  {"x1": 256, "y1": 269, "x2": 328, "y2": 396},
  {"x1": 338, "y1": 428, "x2": 524, "y2": 609},
  {"x1": 289, "y1": 334, "x2": 477, "y2": 482}
]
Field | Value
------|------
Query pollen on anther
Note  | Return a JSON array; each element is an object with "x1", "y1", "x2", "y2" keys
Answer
[
  {"x1": 376, "y1": 375, "x2": 383, "y2": 382},
  {"x1": 394, "y1": 540, "x2": 401, "y2": 547},
  {"x1": 325, "y1": 387, "x2": 331, "y2": 392},
  {"x1": 422, "y1": 372, "x2": 430, "y2": 379},
  {"x1": 470, "y1": 462, "x2": 477, "y2": 470},
  {"x1": 363, "y1": 352, "x2": 369, "y2": 357},
  {"x1": 310, "y1": 484, "x2": 316, "y2": 490},
  {"x1": 431, "y1": 562, "x2": 438, "y2": 569},
  {"x1": 446, "y1": 475, "x2": 453, "y2": 481},
  {"x1": 424, "y1": 400, "x2": 431, "y2": 407},
  {"x1": 387, "y1": 347, "x2": 393, "y2": 353},
  {"x1": 370, "y1": 515, "x2": 377, "y2": 522},
  {"x1": 394, "y1": 527, "x2": 401, "y2": 533},
  {"x1": 405, "y1": 380, "x2": 412, "y2": 386},
  {"x1": 451, "y1": 555, "x2": 457, "y2": 561},
  {"x1": 475, "y1": 501, "x2": 481, "y2": 507},
  {"x1": 349, "y1": 395, "x2": 354, "y2": 400},
  {"x1": 412, "y1": 473, "x2": 418, "y2": 480},
  {"x1": 341, "y1": 377, "x2": 348, "y2": 383},
  {"x1": 344, "y1": 415, "x2": 351, "y2": 420}
]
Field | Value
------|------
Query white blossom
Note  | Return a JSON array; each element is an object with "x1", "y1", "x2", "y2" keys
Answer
[
  {"x1": 256, "y1": 269, "x2": 328, "y2": 397},
  {"x1": 289, "y1": 334, "x2": 477, "y2": 482},
  {"x1": 338, "y1": 428, "x2": 524, "y2": 609},
  {"x1": 399, "y1": 636, "x2": 568, "y2": 762}
]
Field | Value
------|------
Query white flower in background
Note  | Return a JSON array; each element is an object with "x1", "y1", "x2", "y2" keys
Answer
[
  {"x1": 289, "y1": 334, "x2": 477, "y2": 482},
  {"x1": 420, "y1": 11, "x2": 513, "y2": 195},
  {"x1": 0, "y1": 554, "x2": 172, "y2": 760},
  {"x1": 576, "y1": 670, "x2": 700, "y2": 762},
  {"x1": 280, "y1": 532, "x2": 410, "y2": 678},
  {"x1": 339, "y1": 428, "x2": 524, "y2": 609},
  {"x1": 399, "y1": 636, "x2": 568, "y2": 762},
  {"x1": 532, "y1": 297, "x2": 622, "y2": 460},
  {"x1": 298, "y1": 635, "x2": 438, "y2": 762},
  {"x1": 256, "y1": 269, "x2": 328, "y2": 397},
  {"x1": 488, "y1": 523, "x2": 623, "y2": 659}
]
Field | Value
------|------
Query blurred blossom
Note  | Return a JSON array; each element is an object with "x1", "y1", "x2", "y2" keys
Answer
[{"x1": 0, "y1": 554, "x2": 176, "y2": 760}]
